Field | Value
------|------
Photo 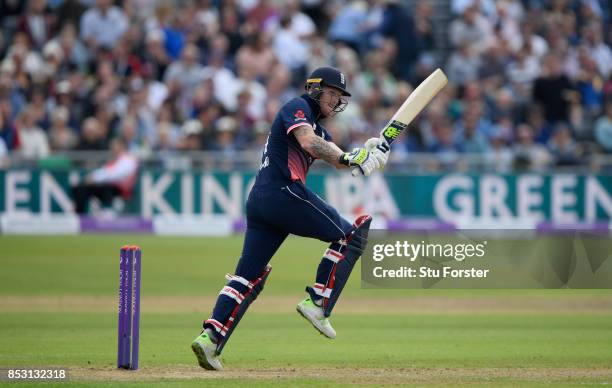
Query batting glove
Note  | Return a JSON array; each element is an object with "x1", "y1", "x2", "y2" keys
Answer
[
  {"x1": 339, "y1": 147, "x2": 377, "y2": 176},
  {"x1": 365, "y1": 137, "x2": 390, "y2": 170}
]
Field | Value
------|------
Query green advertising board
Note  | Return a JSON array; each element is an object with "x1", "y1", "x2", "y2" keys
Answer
[{"x1": 1, "y1": 169, "x2": 611, "y2": 222}]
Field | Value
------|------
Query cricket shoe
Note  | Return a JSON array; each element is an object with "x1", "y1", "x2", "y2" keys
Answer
[
  {"x1": 191, "y1": 329, "x2": 223, "y2": 371},
  {"x1": 296, "y1": 298, "x2": 336, "y2": 339}
]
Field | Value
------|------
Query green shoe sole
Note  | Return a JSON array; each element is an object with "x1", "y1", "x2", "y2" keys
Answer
[{"x1": 191, "y1": 340, "x2": 217, "y2": 370}]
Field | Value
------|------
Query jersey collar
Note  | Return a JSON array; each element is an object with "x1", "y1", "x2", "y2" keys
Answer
[{"x1": 302, "y1": 93, "x2": 323, "y2": 120}]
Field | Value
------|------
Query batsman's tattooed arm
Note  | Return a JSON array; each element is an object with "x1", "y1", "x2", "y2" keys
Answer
[{"x1": 292, "y1": 125, "x2": 346, "y2": 169}]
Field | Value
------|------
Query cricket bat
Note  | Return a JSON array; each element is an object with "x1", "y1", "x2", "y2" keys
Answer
[{"x1": 352, "y1": 68, "x2": 448, "y2": 176}]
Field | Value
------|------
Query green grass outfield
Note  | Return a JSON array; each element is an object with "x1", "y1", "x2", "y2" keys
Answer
[{"x1": 1, "y1": 235, "x2": 611, "y2": 386}]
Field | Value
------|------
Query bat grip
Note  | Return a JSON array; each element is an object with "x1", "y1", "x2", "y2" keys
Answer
[{"x1": 351, "y1": 167, "x2": 361, "y2": 177}]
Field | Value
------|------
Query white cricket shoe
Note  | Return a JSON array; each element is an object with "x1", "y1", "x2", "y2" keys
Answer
[
  {"x1": 191, "y1": 329, "x2": 223, "y2": 371},
  {"x1": 296, "y1": 298, "x2": 336, "y2": 339}
]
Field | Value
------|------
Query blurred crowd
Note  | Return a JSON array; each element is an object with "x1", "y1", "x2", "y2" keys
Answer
[
  {"x1": 0, "y1": 0, "x2": 610, "y2": 171},
  {"x1": 438, "y1": 0, "x2": 612, "y2": 171}
]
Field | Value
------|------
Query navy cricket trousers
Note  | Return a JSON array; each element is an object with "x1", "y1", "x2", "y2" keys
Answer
[
  {"x1": 208, "y1": 181, "x2": 353, "y2": 327},
  {"x1": 237, "y1": 181, "x2": 353, "y2": 279}
]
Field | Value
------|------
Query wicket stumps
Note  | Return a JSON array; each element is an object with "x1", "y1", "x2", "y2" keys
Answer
[{"x1": 117, "y1": 245, "x2": 142, "y2": 370}]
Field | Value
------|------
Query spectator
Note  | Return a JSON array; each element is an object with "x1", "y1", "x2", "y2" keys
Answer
[
  {"x1": 156, "y1": 121, "x2": 179, "y2": 158},
  {"x1": 124, "y1": 78, "x2": 157, "y2": 148},
  {"x1": 17, "y1": 105, "x2": 49, "y2": 159},
  {"x1": 203, "y1": 52, "x2": 240, "y2": 113},
  {"x1": 300, "y1": 0, "x2": 328, "y2": 32},
  {"x1": 247, "y1": 0, "x2": 279, "y2": 31},
  {"x1": 533, "y1": 54, "x2": 576, "y2": 124},
  {"x1": 305, "y1": 35, "x2": 333, "y2": 77},
  {"x1": 7, "y1": 31, "x2": 46, "y2": 85},
  {"x1": 27, "y1": 86, "x2": 50, "y2": 130},
  {"x1": 250, "y1": 120, "x2": 270, "y2": 150},
  {"x1": 143, "y1": 29, "x2": 170, "y2": 82},
  {"x1": 154, "y1": 103, "x2": 181, "y2": 150},
  {"x1": 164, "y1": 43, "x2": 207, "y2": 116},
  {"x1": 55, "y1": 0, "x2": 87, "y2": 30},
  {"x1": 574, "y1": 46, "x2": 605, "y2": 114},
  {"x1": 234, "y1": 64, "x2": 267, "y2": 120},
  {"x1": 486, "y1": 128, "x2": 514, "y2": 172},
  {"x1": 543, "y1": 0, "x2": 574, "y2": 36},
  {"x1": 272, "y1": 16, "x2": 307, "y2": 84},
  {"x1": 53, "y1": 79, "x2": 85, "y2": 129},
  {"x1": 195, "y1": 102, "x2": 221, "y2": 149},
  {"x1": 218, "y1": 4, "x2": 244, "y2": 57},
  {"x1": 17, "y1": 0, "x2": 55, "y2": 51},
  {"x1": 232, "y1": 88, "x2": 256, "y2": 147},
  {"x1": 429, "y1": 118, "x2": 461, "y2": 154},
  {"x1": 41, "y1": 39, "x2": 64, "y2": 79},
  {"x1": 49, "y1": 106, "x2": 77, "y2": 150},
  {"x1": 212, "y1": 116, "x2": 239, "y2": 158},
  {"x1": 159, "y1": 8, "x2": 186, "y2": 61},
  {"x1": 265, "y1": 63, "x2": 294, "y2": 104},
  {"x1": 506, "y1": 47, "x2": 540, "y2": 91},
  {"x1": 496, "y1": 0, "x2": 523, "y2": 51},
  {"x1": 513, "y1": 20, "x2": 548, "y2": 60},
  {"x1": 328, "y1": 1, "x2": 367, "y2": 53},
  {"x1": 283, "y1": 0, "x2": 316, "y2": 40},
  {"x1": 548, "y1": 122, "x2": 581, "y2": 166},
  {"x1": 595, "y1": 99, "x2": 612, "y2": 153},
  {"x1": 178, "y1": 119, "x2": 203, "y2": 151},
  {"x1": 513, "y1": 124, "x2": 551, "y2": 171},
  {"x1": 80, "y1": 0, "x2": 128, "y2": 50},
  {"x1": 76, "y1": 117, "x2": 106, "y2": 150},
  {"x1": 190, "y1": 82, "x2": 214, "y2": 117},
  {"x1": 379, "y1": 1, "x2": 419, "y2": 81},
  {"x1": 144, "y1": 1, "x2": 172, "y2": 33},
  {"x1": 71, "y1": 137, "x2": 138, "y2": 214},
  {"x1": 354, "y1": 50, "x2": 397, "y2": 105},
  {"x1": 237, "y1": 31, "x2": 278, "y2": 82},
  {"x1": 116, "y1": 115, "x2": 140, "y2": 152},
  {"x1": 454, "y1": 107, "x2": 491, "y2": 153},
  {"x1": 491, "y1": 89, "x2": 518, "y2": 122},
  {"x1": 334, "y1": 46, "x2": 361, "y2": 95},
  {"x1": 0, "y1": 136, "x2": 7, "y2": 167},
  {"x1": 413, "y1": 1, "x2": 435, "y2": 53},
  {"x1": 0, "y1": 109, "x2": 18, "y2": 150},
  {"x1": 526, "y1": 106, "x2": 554, "y2": 144},
  {"x1": 477, "y1": 43, "x2": 507, "y2": 83},
  {"x1": 581, "y1": 22, "x2": 611, "y2": 78},
  {"x1": 447, "y1": 40, "x2": 481, "y2": 85},
  {"x1": 111, "y1": 37, "x2": 144, "y2": 79},
  {"x1": 449, "y1": 5, "x2": 492, "y2": 54},
  {"x1": 0, "y1": 1, "x2": 26, "y2": 39}
]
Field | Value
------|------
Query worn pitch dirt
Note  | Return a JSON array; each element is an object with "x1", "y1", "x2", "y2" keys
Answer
[
  {"x1": 2, "y1": 295, "x2": 611, "y2": 314},
  {"x1": 70, "y1": 365, "x2": 612, "y2": 384}
]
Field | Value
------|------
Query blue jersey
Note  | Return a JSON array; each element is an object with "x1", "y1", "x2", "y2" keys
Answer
[{"x1": 254, "y1": 94, "x2": 332, "y2": 188}]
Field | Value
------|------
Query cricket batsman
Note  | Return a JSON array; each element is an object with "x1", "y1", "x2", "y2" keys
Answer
[{"x1": 191, "y1": 67, "x2": 391, "y2": 370}]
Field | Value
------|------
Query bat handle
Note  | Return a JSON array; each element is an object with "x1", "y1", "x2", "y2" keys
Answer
[{"x1": 351, "y1": 167, "x2": 361, "y2": 177}]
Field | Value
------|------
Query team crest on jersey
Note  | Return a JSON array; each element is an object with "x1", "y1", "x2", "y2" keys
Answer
[{"x1": 294, "y1": 109, "x2": 306, "y2": 121}]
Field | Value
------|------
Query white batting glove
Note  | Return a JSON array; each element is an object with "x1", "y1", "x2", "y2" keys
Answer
[
  {"x1": 340, "y1": 147, "x2": 377, "y2": 176},
  {"x1": 365, "y1": 137, "x2": 390, "y2": 170}
]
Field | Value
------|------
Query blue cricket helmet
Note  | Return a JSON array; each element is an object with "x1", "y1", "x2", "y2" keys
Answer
[{"x1": 305, "y1": 67, "x2": 351, "y2": 97}]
